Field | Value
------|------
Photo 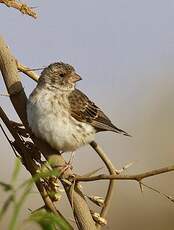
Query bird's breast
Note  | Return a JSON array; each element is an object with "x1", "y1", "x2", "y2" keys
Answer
[{"x1": 27, "y1": 89, "x2": 95, "y2": 152}]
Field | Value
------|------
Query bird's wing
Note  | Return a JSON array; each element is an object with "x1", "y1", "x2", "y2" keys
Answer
[{"x1": 68, "y1": 89, "x2": 130, "y2": 136}]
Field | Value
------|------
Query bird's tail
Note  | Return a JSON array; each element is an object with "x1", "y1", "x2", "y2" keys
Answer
[
  {"x1": 114, "y1": 127, "x2": 131, "y2": 137},
  {"x1": 93, "y1": 120, "x2": 131, "y2": 136},
  {"x1": 109, "y1": 124, "x2": 131, "y2": 137}
]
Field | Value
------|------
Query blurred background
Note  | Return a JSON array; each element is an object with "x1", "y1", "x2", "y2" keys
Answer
[{"x1": 0, "y1": 0, "x2": 174, "y2": 229}]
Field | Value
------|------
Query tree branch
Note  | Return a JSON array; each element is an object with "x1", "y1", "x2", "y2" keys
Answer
[
  {"x1": 90, "y1": 141, "x2": 116, "y2": 229},
  {"x1": 16, "y1": 60, "x2": 39, "y2": 82},
  {"x1": 0, "y1": 0, "x2": 37, "y2": 18},
  {"x1": 75, "y1": 165, "x2": 174, "y2": 182}
]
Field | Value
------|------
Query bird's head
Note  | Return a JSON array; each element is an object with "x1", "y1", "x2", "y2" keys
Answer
[{"x1": 38, "y1": 62, "x2": 82, "y2": 91}]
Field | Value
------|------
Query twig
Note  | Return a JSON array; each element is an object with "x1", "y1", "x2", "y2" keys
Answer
[
  {"x1": 76, "y1": 165, "x2": 174, "y2": 204},
  {"x1": 140, "y1": 182, "x2": 174, "y2": 203},
  {"x1": 90, "y1": 141, "x2": 116, "y2": 229},
  {"x1": 16, "y1": 60, "x2": 39, "y2": 82},
  {"x1": 115, "y1": 162, "x2": 134, "y2": 174},
  {"x1": 75, "y1": 165, "x2": 174, "y2": 182},
  {"x1": 0, "y1": 0, "x2": 37, "y2": 18},
  {"x1": 81, "y1": 167, "x2": 103, "y2": 177}
]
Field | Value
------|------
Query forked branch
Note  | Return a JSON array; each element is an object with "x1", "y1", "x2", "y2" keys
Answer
[{"x1": 75, "y1": 165, "x2": 174, "y2": 182}]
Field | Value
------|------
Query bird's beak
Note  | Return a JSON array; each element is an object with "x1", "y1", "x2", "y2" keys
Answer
[{"x1": 70, "y1": 73, "x2": 82, "y2": 83}]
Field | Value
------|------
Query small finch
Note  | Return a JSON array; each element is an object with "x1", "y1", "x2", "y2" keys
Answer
[{"x1": 27, "y1": 62, "x2": 130, "y2": 153}]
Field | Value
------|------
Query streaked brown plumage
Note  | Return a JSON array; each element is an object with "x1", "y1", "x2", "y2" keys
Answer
[{"x1": 69, "y1": 89, "x2": 130, "y2": 136}]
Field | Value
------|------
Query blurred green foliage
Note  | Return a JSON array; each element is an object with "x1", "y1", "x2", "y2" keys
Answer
[{"x1": 0, "y1": 159, "x2": 72, "y2": 230}]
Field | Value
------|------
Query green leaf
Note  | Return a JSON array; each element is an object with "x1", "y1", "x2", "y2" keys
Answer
[
  {"x1": 0, "y1": 181, "x2": 13, "y2": 191},
  {"x1": 9, "y1": 180, "x2": 33, "y2": 230},
  {"x1": 29, "y1": 210, "x2": 73, "y2": 230},
  {"x1": 0, "y1": 195, "x2": 14, "y2": 221},
  {"x1": 36, "y1": 168, "x2": 60, "y2": 180},
  {"x1": 11, "y1": 158, "x2": 22, "y2": 184}
]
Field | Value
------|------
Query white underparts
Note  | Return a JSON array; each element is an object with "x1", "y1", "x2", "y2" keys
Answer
[{"x1": 27, "y1": 88, "x2": 96, "y2": 152}]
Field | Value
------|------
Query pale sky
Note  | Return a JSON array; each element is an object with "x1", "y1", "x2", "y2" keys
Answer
[{"x1": 1, "y1": 1, "x2": 174, "y2": 229}]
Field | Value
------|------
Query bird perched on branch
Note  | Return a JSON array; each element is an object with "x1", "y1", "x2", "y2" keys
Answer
[{"x1": 27, "y1": 62, "x2": 130, "y2": 153}]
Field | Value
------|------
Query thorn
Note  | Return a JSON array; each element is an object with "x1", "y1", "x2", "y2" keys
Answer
[
  {"x1": 115, "y1": 162, "x2": 134, "y2": 174},
  {"x1": 166, "y1": 195, "x2": 174, "y2": 203},
  {"x1": 30, "y1": 6, "x2": 39, "y2": 9},
  {"x1": 81, "y1": 167, "x2": 103, "y2": 177},
  {"x1": 86, "y1": 195, "x2": 104, "y2": 207},
  {"x1": 139, "y1": 181, "x2": 143, "y2": 193},
  {"x1": 141, "y1": 182, "x2": 174, "y2": 203},
  {"x1": 18, "y1": 67, "x2": 45, "y2": 72}
]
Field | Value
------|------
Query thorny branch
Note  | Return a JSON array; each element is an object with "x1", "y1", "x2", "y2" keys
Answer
[
  {"x1": 75, "y1": 165, "x2": 174, "y2": 182},
  {"x1": 0, "y1": 0, "x2": 37, "y2": 18},
  {"x1": 75, "y1": 165, "x2": 174, "y2": 203},
  {"x1": 90, "y1": 141, "x2": 116, "y2": 229}
]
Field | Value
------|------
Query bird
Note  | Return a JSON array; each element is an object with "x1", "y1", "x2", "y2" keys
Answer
[{"x1": 27, "y1": 62, "x2": 130, "y2": 153}]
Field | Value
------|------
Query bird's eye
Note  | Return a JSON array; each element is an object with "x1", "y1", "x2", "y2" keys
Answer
[{"x1": 59, "y1": 74, "x2": 64, "y2": 78}]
